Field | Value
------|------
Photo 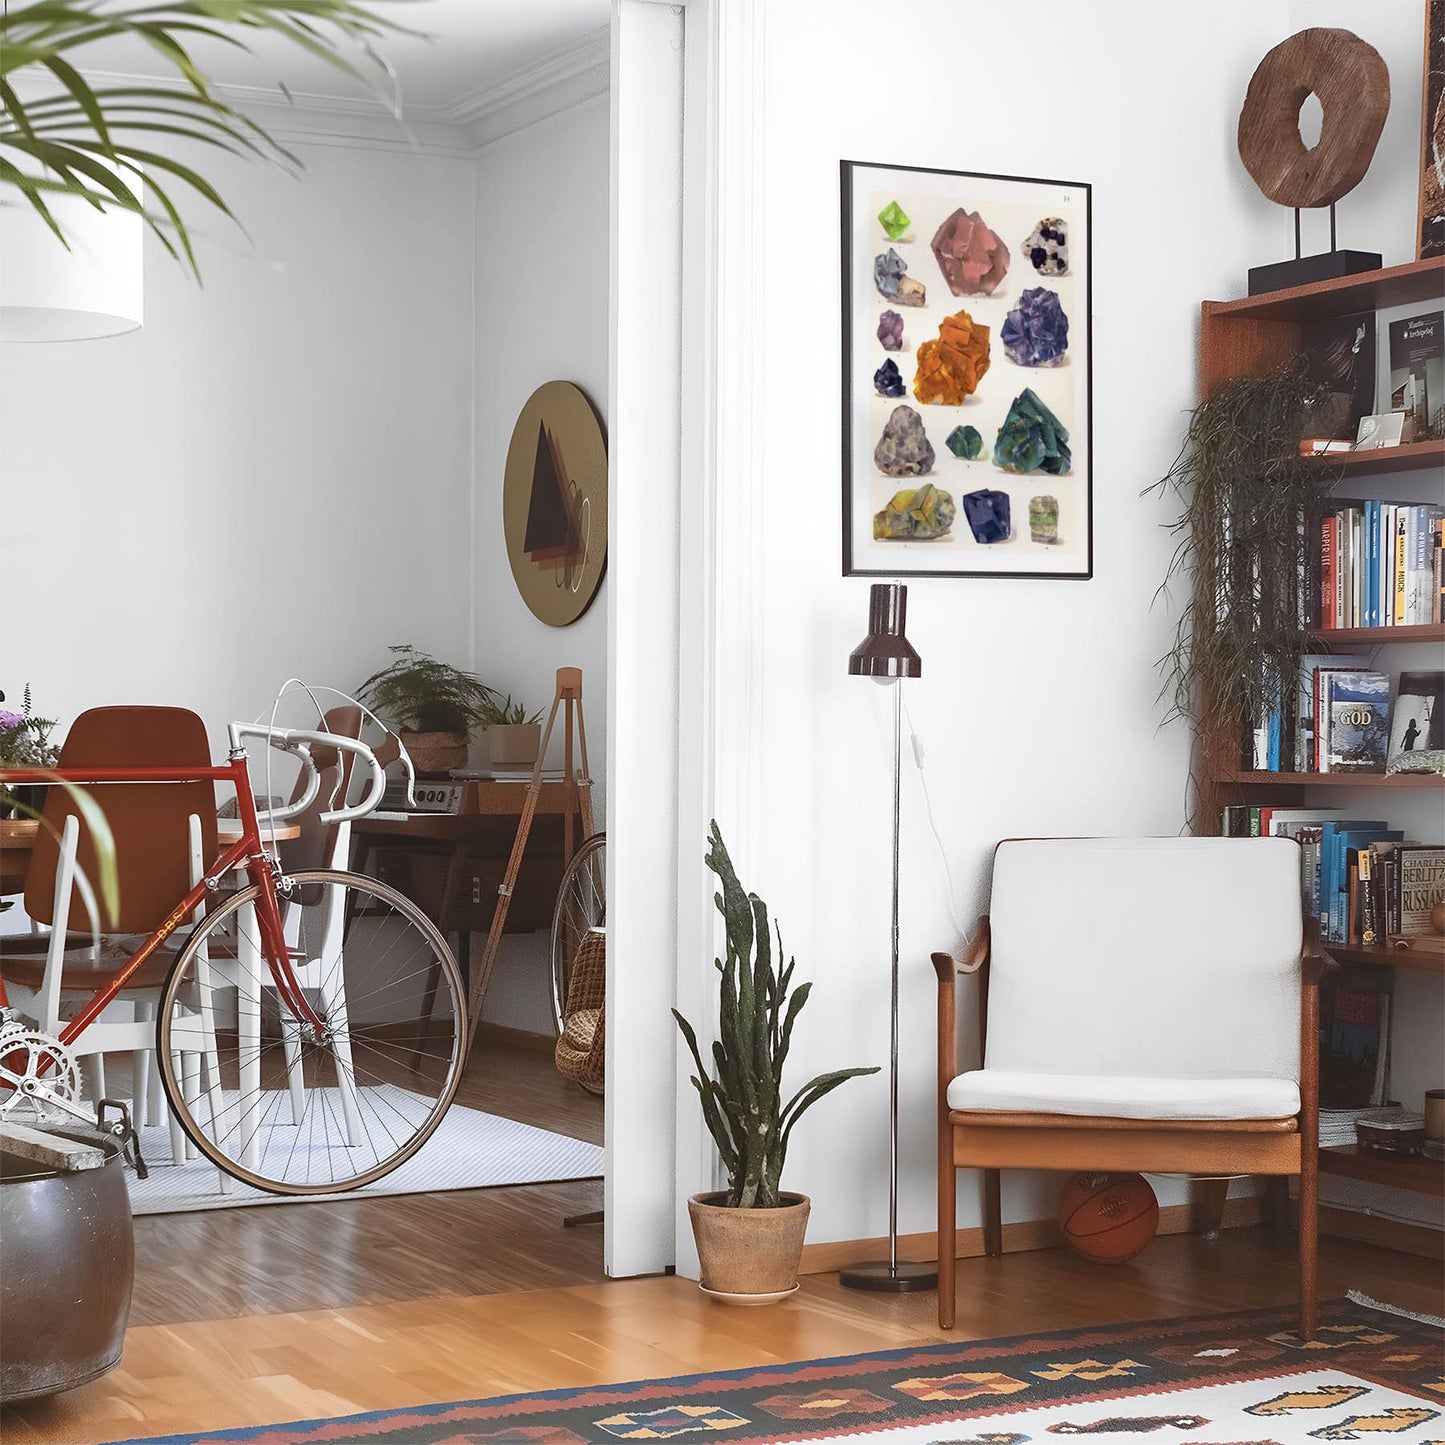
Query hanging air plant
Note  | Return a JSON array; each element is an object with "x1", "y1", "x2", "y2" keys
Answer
[{"x1": 1147, "y1": 359, "x2": 1334, "y2": 805}]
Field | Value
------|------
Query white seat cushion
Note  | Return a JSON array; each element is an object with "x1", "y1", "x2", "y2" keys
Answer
[{"x1": 947, "y1": 1069, "x2": 1300, "y2": 1121}]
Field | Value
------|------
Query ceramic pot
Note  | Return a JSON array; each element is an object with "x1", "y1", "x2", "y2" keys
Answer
[
  {"x1": 486, "y1": 723, "x2": 542, "y2": 769},
  {"x1": 0, "y1": 1127, "x2": 134, "y2": 1402},
  {"x1": 401, "y1": 730, "x2": 469, "y2": 778},
  {"x1": 687, "y1": 1191, "x2": 809, "y2": 1302}
]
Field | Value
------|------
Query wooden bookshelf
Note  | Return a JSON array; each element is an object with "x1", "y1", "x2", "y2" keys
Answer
[
  {"x1": 1323, "y1": 942, "x2": 1445, "y2": 976},
  {"x1": 1319, "y1": 1145, "x2": 1445, "y2": 1197},
  {"x1": 1213, "y1": 770, "x2": 1445, "y2": 789},
  {"x1": 1206, "y1": 255, "x2": 1445, "y2": 324},
  {"x1": 1306, "y1": 622, "x2": 1445, "y2": 645},
  {"x1": 1307, "y1": 437, "x2": 1445, "y2": 479},
  {"x1": 1195, "y1": 260, "x2": 1445, "y2": 1244}
]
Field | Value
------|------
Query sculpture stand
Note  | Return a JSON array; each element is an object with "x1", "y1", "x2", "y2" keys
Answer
[{"x1": 1247, "y1": 203, "x2": 1381, "y2": 295}]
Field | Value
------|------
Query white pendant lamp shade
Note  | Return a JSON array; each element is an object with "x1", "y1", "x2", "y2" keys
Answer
[{"x1": 0, "y1": 174, "x2": 143, "y2": 342}]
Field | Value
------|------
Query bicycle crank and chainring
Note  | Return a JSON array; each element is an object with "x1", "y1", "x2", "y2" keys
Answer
[{"x1": 0, "y1": 1026, "x2": 88, "y2": 1125}]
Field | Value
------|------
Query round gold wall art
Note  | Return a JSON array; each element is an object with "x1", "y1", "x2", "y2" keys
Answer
[
  {"x1": 502, "y1": 381, "x2": 608, "y2": 627},
  {"x1": 1237, "y1": 28, "x2": 1390, "y2": 209}
]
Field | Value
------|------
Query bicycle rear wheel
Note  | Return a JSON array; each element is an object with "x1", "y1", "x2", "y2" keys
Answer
[
  {"x1": 550, "y1": 832, "x2": 606, "y2": 1034},
  {"x1": 157, "y1": 868, "x2": 466, "y2": 1194}
]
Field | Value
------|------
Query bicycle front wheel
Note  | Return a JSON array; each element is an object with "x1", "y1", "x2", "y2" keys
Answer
[{"x1": 157, "y1": 869, "x2": 466, "y2": 1194}]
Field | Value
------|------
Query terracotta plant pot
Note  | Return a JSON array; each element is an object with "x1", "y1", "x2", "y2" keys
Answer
[
  {"x1": 401, "y1": 730, "x2": 469, "y2": 778},
  {"x1": 486, "y1": 723, "x2": 542, "y2": 769},
  {"x1": 687, "y1": 1191, "x2": 810, "y2": 1303}
]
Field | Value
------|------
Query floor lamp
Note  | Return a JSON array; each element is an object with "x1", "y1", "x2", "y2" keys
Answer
[{"x1": 840, "y1": 582, "x2": 938, "y2": 1293}]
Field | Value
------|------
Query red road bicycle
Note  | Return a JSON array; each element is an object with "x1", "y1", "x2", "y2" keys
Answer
[{"x1": 0, "y1": 720, "x2": 467, "y2": 1194}]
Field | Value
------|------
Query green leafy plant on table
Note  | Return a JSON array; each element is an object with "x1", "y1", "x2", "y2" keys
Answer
[
  {"x1": 1, "y1": 0, "x2": 409, "y2": 277},
  {"x1": 357, "y1": 646, "x2": 497, "y2": 734}
]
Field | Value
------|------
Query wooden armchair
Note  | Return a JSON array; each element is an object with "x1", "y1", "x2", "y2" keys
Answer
[{"x1": 933, "y1": 837, "x2": 1323, "y2": 1338}]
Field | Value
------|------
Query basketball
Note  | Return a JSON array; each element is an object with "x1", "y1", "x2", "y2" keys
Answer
[{"x1": 1056, "y1": 1172, "x2": 1159, "y2": 1264}]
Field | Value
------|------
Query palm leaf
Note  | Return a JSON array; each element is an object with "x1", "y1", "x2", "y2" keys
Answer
[{"x1": 0, "y1": 0, "x2": 415, "y2": 277}]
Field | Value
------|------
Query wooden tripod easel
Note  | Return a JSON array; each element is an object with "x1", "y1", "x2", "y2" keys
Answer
[{"x1": 465, "y1": 667, "x2": 594, "y2": 1053}]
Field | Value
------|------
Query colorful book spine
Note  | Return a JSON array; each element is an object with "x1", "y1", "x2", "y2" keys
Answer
[{"x1": 1394, "y1": 511, "x2": 1408, "y2": 624}]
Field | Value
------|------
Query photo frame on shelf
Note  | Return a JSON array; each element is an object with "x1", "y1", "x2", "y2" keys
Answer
[{"x1": 841, "y1": 159, "x2": 1092, "y2": 580}]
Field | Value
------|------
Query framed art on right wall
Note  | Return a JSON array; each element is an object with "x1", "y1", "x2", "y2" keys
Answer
[
  {"x1": 1421, "y1": 0, "x2": 1445, "y2": 259},
  {"x1": 841, "y1": 159, "x2": 1092, "y2": 580}
]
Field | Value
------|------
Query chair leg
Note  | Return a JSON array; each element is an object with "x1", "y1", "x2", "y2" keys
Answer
[
  {"x1": 1191, "y1": 1176, "x2": 1230, "y2": 1239},
  {"x1": 938, "y1": 1141, "x2": 956, "y2": 1329},
  {"x1": 1261, "y1": 1175, "x2": 1291, "y2": 1241},
  {"x1": 1298, "y1": 1158, "x2": 1318, "y2": 1341},
  {"x1": 982, "y1": 1168, "x2": 1002, "y2": 1258}
]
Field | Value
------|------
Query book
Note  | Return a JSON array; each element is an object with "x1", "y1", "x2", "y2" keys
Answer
[
  {"x1": 1394, "y1": 510, "x2": 1408, "y2": 624},
  {"x1": 1396, "y1": 845, "x2": 1445, "y2": 935},
  {"x1": 1388, "y1": 311, "x2": 1444, "y2": 440},
  {"x1": 1297, "y1": 653, "x2": 1367, "y2": 772},
  {"x1": 1303, "y1": 311, "x2": 1377, "y2": 440},
  {"x1": 1386, "y1": 670, "x2": 1444, "y2": 767},
  {"x1": 1321, "y1": 671, "x2": 1390, "y2": 773},
  {"x1": 1406, "y1": 505, "x2": 1445, "y2": 623},
  {"x1": 1319, "y1": 821, "x2": 1395, "y2": 941},
  {"x1": 1319, "y1": 966, "x2": 1393, "y2": 1109}
]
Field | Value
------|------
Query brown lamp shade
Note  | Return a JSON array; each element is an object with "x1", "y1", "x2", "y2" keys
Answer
[{"x1": 847, "y1": 582, "x2": 921, "y2": 680}]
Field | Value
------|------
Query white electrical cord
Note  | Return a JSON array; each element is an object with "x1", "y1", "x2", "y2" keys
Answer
[{"x1": 899, "y1": 689, "x2": 970, "y2": 941}]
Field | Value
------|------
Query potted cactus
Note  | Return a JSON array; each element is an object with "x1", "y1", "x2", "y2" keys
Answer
[{"x1": 673, "y1": 823, "x2": 878, "y2": 1303}]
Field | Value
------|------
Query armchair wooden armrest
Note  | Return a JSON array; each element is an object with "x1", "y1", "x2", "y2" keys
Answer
[
  {"x1": 1300, "y1": 915, "x2": 1330, "y2": 988},
  {"x1": 932, "y1": 916, "x2": 991, "y2": 981},
  {"x1": 932, "y1": 917, "x2": 990, "y2": 1101}
]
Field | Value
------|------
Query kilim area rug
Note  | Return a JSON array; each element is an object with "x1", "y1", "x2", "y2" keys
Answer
[{"x1": 108, "y1": 1295, "x2": 1442, "y2": 1445}]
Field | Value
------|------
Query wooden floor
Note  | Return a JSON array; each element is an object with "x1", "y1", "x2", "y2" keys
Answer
[
  {"x1": 5, "y1": 1230, "x2": 1442, "y2": 1445},
  {"x1": 131, "y1": 1026, "x2": 606, "y2": 1325},
  {"x1": 5, "y1": 1039, "x2": 1444, "y2": 1443}
]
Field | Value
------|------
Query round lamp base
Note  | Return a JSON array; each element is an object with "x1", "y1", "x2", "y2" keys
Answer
[{"x1": 837, "y1": 1259, "x2": 938, "y2": 1293}]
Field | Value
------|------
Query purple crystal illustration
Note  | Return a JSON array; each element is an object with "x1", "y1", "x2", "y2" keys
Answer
[
  {"x1": 877, "y1": 309, "x2": 904, "y2": 351},
  {"x1": 1000, "y1": 287, "x2": 1069, "y2": 367},
  {"x1": 962, "y1": 488, "x2": 1011, "y2": 544}
]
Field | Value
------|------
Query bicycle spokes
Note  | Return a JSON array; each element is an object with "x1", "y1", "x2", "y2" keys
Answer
[{"x1": 157, "y1": 870, "x2": 465, "y2": 1194}]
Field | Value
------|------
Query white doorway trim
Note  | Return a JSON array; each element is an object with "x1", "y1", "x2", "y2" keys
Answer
[{"x1": 606, "y1": 0, "x2": 767, "y2": 1278}]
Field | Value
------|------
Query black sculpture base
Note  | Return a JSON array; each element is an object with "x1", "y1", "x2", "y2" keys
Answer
[
  {"x1": 1247, "y1": 249, "x2": 1382, "y2": 296},
  {"x1": 838, "y1": 1258, "x2": 939, "y2": 1293}
]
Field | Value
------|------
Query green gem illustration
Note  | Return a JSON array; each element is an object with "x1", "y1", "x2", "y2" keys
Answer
[{"x1": 877, "y1": 201, "x2": 911, "y2": 241}]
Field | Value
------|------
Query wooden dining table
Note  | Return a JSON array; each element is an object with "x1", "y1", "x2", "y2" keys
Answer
[{"x1": 0, "y1": 816, "x2": 300, "y2": 897}]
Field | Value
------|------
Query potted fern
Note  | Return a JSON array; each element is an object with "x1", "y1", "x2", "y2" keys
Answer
[
  {"x1": 673, "y1": 823, "x2": 878, "y2": 1303},
  {"x1": 357, "y1": 646, "x2": 496, "y2": 777}
]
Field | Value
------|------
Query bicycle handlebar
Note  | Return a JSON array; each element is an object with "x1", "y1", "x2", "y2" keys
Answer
[{"x1": 226, "y1": 723, "x2": 396, "y2": 826}]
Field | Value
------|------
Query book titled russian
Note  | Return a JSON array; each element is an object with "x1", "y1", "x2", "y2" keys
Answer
[
  {"x1": 1396, "y1": 845, "x2": 1445, "y2": 936},
  {"x1": 1388, "y1": 311, "x2": 1444, "y2": 440},
  {"x1": 1322, "y1": 671, "x2": 1391, "y2": 773}
]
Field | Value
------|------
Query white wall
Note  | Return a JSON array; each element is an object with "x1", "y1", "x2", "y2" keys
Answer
[
  {"x1": 469, "y1": 95, "x2": 613, "y2": 1033},
  {"x1": 0, "y1": 143, "x2": 476, "y2": 741},
  {"x1": 700, "y1": 0, "x2": 1303, "y2": 1249}
]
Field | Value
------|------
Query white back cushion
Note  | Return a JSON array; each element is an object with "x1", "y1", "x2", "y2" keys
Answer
[{"x1": 985, "y1": 838, "x2": 1302, "y2": 1082}]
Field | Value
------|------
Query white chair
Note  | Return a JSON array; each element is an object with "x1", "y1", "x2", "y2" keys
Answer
[
  {"x1": 0, "y1": 705, "x2": 227, "y2": 1182},
  {"x1": 932, "y1": 836, "x2": 1321, "y2": 1337}
]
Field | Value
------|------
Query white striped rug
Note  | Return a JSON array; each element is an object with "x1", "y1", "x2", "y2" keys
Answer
[{"x1": 125, "y1": 1101, "x2": 603, "y2": 1215}]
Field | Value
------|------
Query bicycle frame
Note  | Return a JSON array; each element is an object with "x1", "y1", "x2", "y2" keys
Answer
[{"x1": 0, "y1": 751, "x2": 326, "y2": 1044}]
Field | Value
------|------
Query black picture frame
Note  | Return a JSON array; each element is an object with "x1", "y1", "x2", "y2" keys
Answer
[{"x1": 841, "y1": 159, "x2": 1093, "y2": 580}]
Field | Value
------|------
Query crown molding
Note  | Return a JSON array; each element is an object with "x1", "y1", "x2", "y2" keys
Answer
[
  {"x1": 445, "y1": 25, "x2": 610, "y2": 129},
  {"x1": 13, "y1": 26, "x2": 611, "y2": 157}
]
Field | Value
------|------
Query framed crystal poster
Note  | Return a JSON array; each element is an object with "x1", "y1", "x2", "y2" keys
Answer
[{"x1": 841, "y1": 160, "x2": 1092, "y2": 579}]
